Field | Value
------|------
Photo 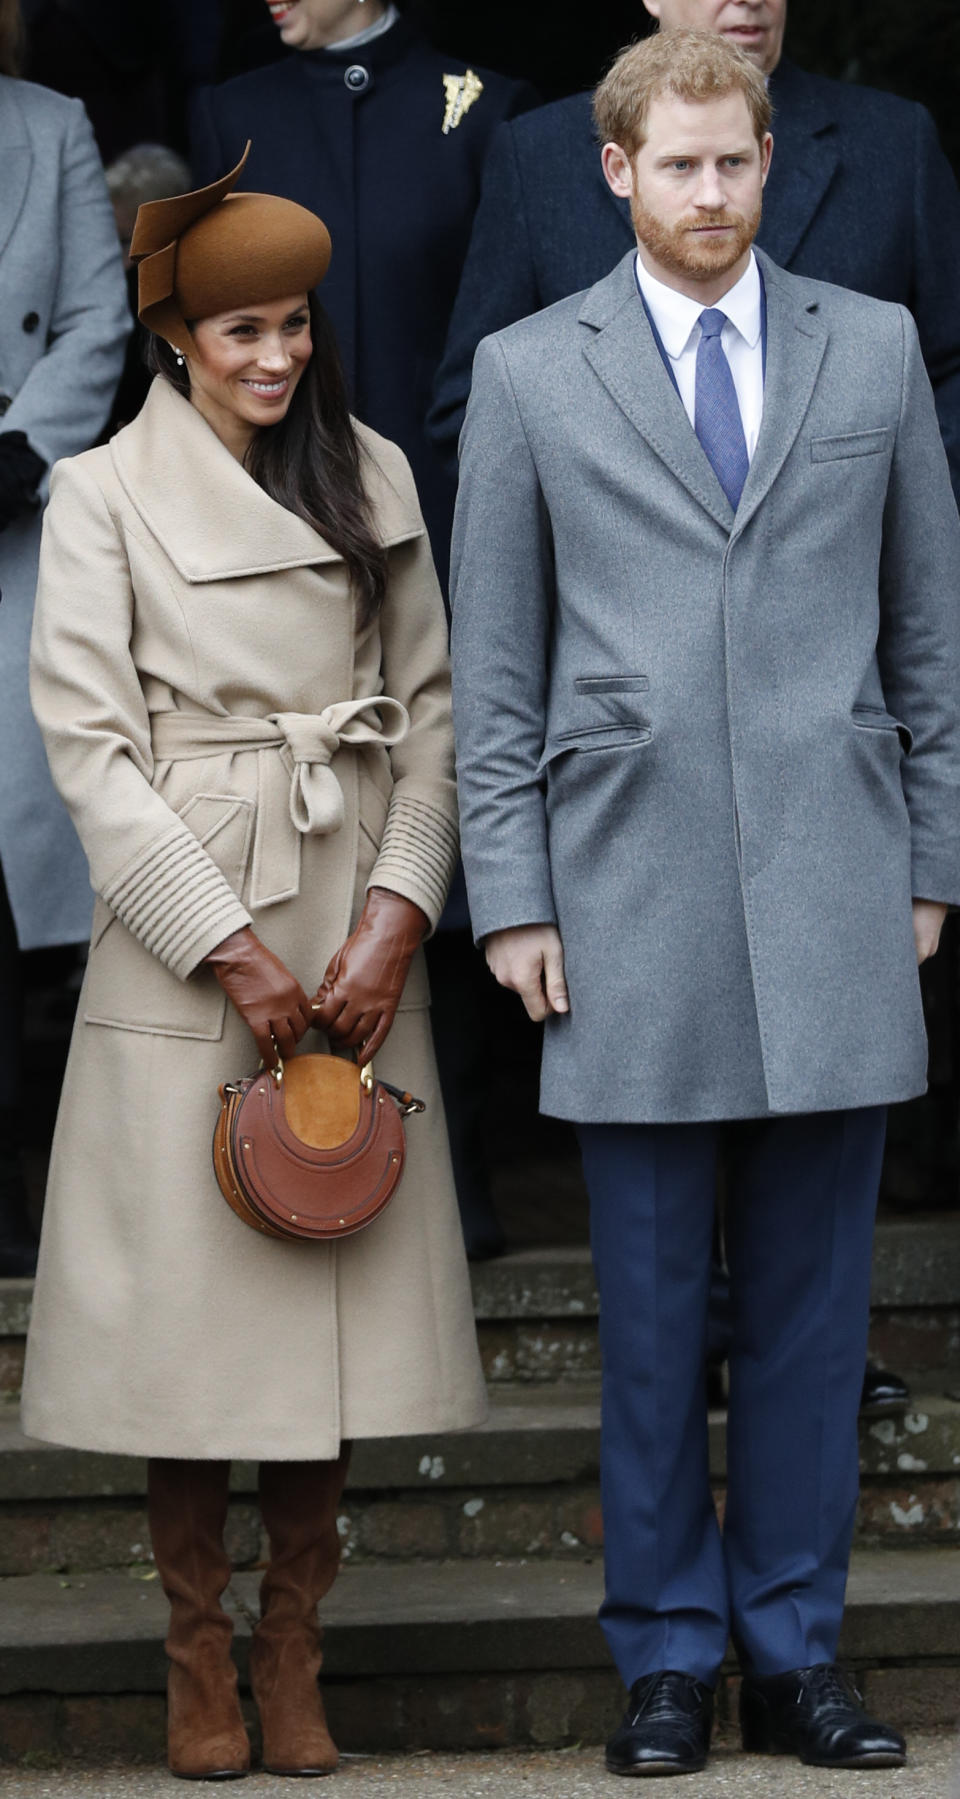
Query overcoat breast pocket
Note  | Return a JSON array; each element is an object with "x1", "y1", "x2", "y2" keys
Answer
[
  {"x1": 83, "y1": 793, "x2": 255, "y2": 1039},
  {"x1": 810, "y1": 429, "x2": 890, "y2": 462}
]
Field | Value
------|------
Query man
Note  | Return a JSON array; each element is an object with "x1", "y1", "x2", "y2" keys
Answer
[
  {"x1": 451, "y1": 30, "x2": 960, "y2": 1776},
  {"x1": 430, "y1": 0, "x2": 960, "y2": 509},
  {"x1": 434, "y1": 0, "x2": 960, "y2": 1407}
]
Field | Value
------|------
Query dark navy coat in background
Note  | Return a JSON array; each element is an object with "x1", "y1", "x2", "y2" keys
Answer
[
  {"x1": 430, "y1": 57, "x2": 960, "y2": 505},
  {"x1": 191, "y1": 18, "x2": 536, "y2": 592}
]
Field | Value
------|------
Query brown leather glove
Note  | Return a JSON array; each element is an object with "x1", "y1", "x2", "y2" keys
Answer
[
  {"x1": 204, "y1": 927, "x2": 312, "y2": 1066},
  {"x1": 311, "y1": 886, "x2": 427, "y2": 1060}
]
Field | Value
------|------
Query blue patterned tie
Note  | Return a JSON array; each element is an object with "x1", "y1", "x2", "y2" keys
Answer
[{"x1": 695, "y1": 308, "x2": 749, "y2": 511}]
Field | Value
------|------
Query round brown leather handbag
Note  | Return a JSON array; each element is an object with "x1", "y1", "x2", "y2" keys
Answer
[{"x1": 213, "y1": 1052, "x2": 425, "y2": 1241}]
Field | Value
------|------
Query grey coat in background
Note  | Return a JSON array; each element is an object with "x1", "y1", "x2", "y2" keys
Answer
[
  {"x1": 451, "y1": 250, "x2": 960, "y2": 1124},
  {"x1": 0, "y1": 76, "x2": 129, "y2": 948}
]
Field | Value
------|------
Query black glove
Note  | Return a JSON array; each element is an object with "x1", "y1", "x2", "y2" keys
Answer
[{"x1": 0, "y1": 431, "x2": 46, "y2": 532}]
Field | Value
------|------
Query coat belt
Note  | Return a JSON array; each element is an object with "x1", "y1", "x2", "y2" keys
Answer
[{"x1": 150, "y1": 699, "x2": 410, "y2": 909}]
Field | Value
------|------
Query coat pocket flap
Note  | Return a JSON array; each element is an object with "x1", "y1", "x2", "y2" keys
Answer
[
  {"x1": 177, "y1": 792, "x2": 255, "y2": 886},
  {"x1": 83, "y1": 792, "x2": 255, "y2": 1038},
  {"x1": 852, "y1": 705, "x2": 913, "y2": 753},
  {"x1": 537, "y1": 724, "x2": 653, "y2": 772},
  {"x1": 811, "y1": 429, "x2": 890, "y2": 462}
]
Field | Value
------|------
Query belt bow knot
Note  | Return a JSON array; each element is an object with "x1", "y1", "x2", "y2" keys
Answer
[
  {"x1": 270, "y1": 698, "x2": 409, "y2": 838},
  {"x1": 151, "y1": 696, "x2": 409, "y2": 909}
]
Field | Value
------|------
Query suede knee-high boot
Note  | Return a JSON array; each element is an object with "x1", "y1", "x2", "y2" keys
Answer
[
  {"x1": 251, "y1": 1445, "x2": 352, "y2": 1776},
  {"x1": 147, "y1": 1458, "x2": 250, "y2": 1781}
]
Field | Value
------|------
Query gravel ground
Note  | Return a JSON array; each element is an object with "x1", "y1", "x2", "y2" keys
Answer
[{"x1": 5, "y1": 1736, "x2": 960, "y2": 1799}]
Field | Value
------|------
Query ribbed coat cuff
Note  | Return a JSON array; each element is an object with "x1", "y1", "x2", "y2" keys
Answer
[
  {"x1": 100, "y1": 827, "x2": 253, "y2": 981},
  {"x1": 368, "y1": 793, "x2": 459, "y2": 931}
]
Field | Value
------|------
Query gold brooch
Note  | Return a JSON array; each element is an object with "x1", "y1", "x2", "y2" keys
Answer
[{"x1": 442, "y1": 69, "x2": 484, "y2": 134}]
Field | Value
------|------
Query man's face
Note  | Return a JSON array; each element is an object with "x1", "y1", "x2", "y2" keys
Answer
[
  {"x1": 642, "y1": 0, "x2": 787, "y2": 76},
  {"x1": 601, "y1": 90, "x2": 773, "y2": 300}
]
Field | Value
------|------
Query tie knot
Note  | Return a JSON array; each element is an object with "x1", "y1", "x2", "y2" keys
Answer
[{"x1": 699, "y1": 308, "x2": 727, "y2": 340}]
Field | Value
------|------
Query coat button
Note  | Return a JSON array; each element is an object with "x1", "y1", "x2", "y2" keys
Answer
[
  {"x1": 0, "y1": 395, "x2": 10, "y2": 416},
  {"x1": 344, "y1": 62, "x2": 370, "y2": 92},
  {"x1": 22, "y1": 311, "x2": 40, "y2": 333}
]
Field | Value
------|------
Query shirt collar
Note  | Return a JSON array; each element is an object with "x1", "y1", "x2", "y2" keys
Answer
[
  {"x1": 634, "y1": 250, "x2": 762, "y2": 359},
  {"x1": 324, "y1": 3, "x2": 399, "y2": 53}
]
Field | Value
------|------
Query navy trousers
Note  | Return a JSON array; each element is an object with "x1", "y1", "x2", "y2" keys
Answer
[{"x1": 577, "y1": 1108, "x2": 886, "y2": 1687}]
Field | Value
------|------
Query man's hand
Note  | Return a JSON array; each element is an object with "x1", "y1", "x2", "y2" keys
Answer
[
  {"x1": 484, "y1": 924, "x2": 569, "y2": 1023},
  {"x1": 913, "y1": 899, "x2": 948, "y2": 965}
]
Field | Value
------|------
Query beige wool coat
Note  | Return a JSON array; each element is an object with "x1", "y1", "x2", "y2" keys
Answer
[{"x1": 21, "y1": 376, "x2": 487, "y2": 1460}]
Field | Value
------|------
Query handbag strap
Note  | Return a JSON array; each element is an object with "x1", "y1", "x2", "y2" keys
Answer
[{"x1": 378, "y1": 1079, "x2": 426, "y2": 1117}]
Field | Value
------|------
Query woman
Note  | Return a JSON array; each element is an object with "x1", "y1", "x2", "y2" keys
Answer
[
  {"x1": 0, "y1": 0, "x2": 129, "y2": 1274},
  {"x1": 193, "y1": 7, "x2": 538, "y2": 1264},
  {"x1": 21, "y1": 151, "x2": 486, "y2": 1781}
]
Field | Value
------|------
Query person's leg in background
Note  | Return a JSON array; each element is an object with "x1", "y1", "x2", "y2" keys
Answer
[{"x1": 425, "y1": 881, "x2": 506, "y2": 1260}]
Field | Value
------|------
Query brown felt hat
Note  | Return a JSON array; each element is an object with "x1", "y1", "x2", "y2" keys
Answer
[{"x1": 131, "y1": 143, "x2": 332, "y2": 358}]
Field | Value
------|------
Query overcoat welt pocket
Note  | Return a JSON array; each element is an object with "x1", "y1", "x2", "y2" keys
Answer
[
  {"x1": 545, "y1": 673, "x2": 652, "y2": 753},
  {"x1": 83, "y1": 792, "x2": 255, "y2": 1039},
  {"x1": 538, "y1": 723, "x2": 653, "y2": 773},
  {"x1": 574, "y1": 675, "x2": 649, "y2": 695},
  {"x1": 852, "y1": 704, "x2": 913, "y2": 754},
  {"x1": 810, "y1": 429, "x2": 890, "y2": 462}
]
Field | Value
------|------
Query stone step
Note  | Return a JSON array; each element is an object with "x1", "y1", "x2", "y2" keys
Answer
[
  {"x1": 470, "y1": 1216, "x2": 960, "y2": 1316},
  {"x1": 2, "y1": 1217, "x2": 957, "y2": 1395},
  {"x1": 2, "y1": 1381, "x2": 959, "y2": 1574},
  {"x1": 1, "y1": 1550, "x2": 958, "y2": 1763}
]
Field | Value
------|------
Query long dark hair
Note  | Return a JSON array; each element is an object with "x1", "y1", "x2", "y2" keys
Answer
[
  {"x1": 146, "y1": 294, "x2": 388, "y2": 626},
  {"x1": 0, "y1": 0, "x2": 23, "y2": 76}
]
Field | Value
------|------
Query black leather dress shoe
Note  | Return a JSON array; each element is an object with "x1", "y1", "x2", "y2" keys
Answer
[
  {"x1": 740, "y1": 1663, "x2": 906, "y2": 1767},
  {"x1": 860, "y1": 1361, "x2": 910, "y2": 1417},
  {"x1": 606, "y1": 1670, "x2": 713, "y2": 1776}
]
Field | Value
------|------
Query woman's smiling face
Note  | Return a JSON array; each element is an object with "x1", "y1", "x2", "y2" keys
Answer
[{"x1": 184, "y1": 294, "x2": 313, "y2": 457}]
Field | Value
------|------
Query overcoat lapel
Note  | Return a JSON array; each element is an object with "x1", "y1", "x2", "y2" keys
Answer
[
  {"x1": 580, "y1": 253, "x2": 735, "y2": 534},
  {"x1": 0, "y1": 82, "x2": 32, "y2": 263},
  {"x1": 732, "y1": 250, "x2": 827, "y2": 536},
  {"x1": 111, "y1": 378, "x2": 423, "y2": 581},
  {"x1": 758, "y1": 59, "x2": 839, "y2": 268}
]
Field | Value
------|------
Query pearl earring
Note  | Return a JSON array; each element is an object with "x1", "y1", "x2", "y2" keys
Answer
[{"x1": 175, "y1": 351, "x2": 185, "y2": 367}]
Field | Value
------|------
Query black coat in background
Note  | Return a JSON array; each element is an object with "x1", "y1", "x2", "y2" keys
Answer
[
  {"x1": 191, "y1": 19, "x2": 536, "y2": 592},
  {"x1": 429, "y1": 56, "x2": 960, "y2": 505}
]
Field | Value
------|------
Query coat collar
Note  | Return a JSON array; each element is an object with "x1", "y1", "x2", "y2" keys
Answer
[
  {"x1": 110, "y1": 377, "x2": 422, "y2": 583},
  {"x1": 579, "y1": 247, "x2": 826, "y2": 534},
  {"x1": 299, "y1": 15, "x2": 422, "y2": 82},
  {"x1": 0, "y1": 78, "x2": 32, "y2": 265}
]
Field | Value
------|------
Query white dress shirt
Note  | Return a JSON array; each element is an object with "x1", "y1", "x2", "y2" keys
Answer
[{"x1": 634, "y1": 251, "x2": 764, "y2": 459}]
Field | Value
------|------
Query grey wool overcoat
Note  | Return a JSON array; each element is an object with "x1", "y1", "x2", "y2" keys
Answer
[
  {"x1": 21, "y1": 376, "x2": 487, "y2": 1458},
  {"x1": 0, "y1": 76, "x2": 129, "y2": 948},
  {"x1": 451, "y1": 250, "x2": 960, "y2": 1124}
]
